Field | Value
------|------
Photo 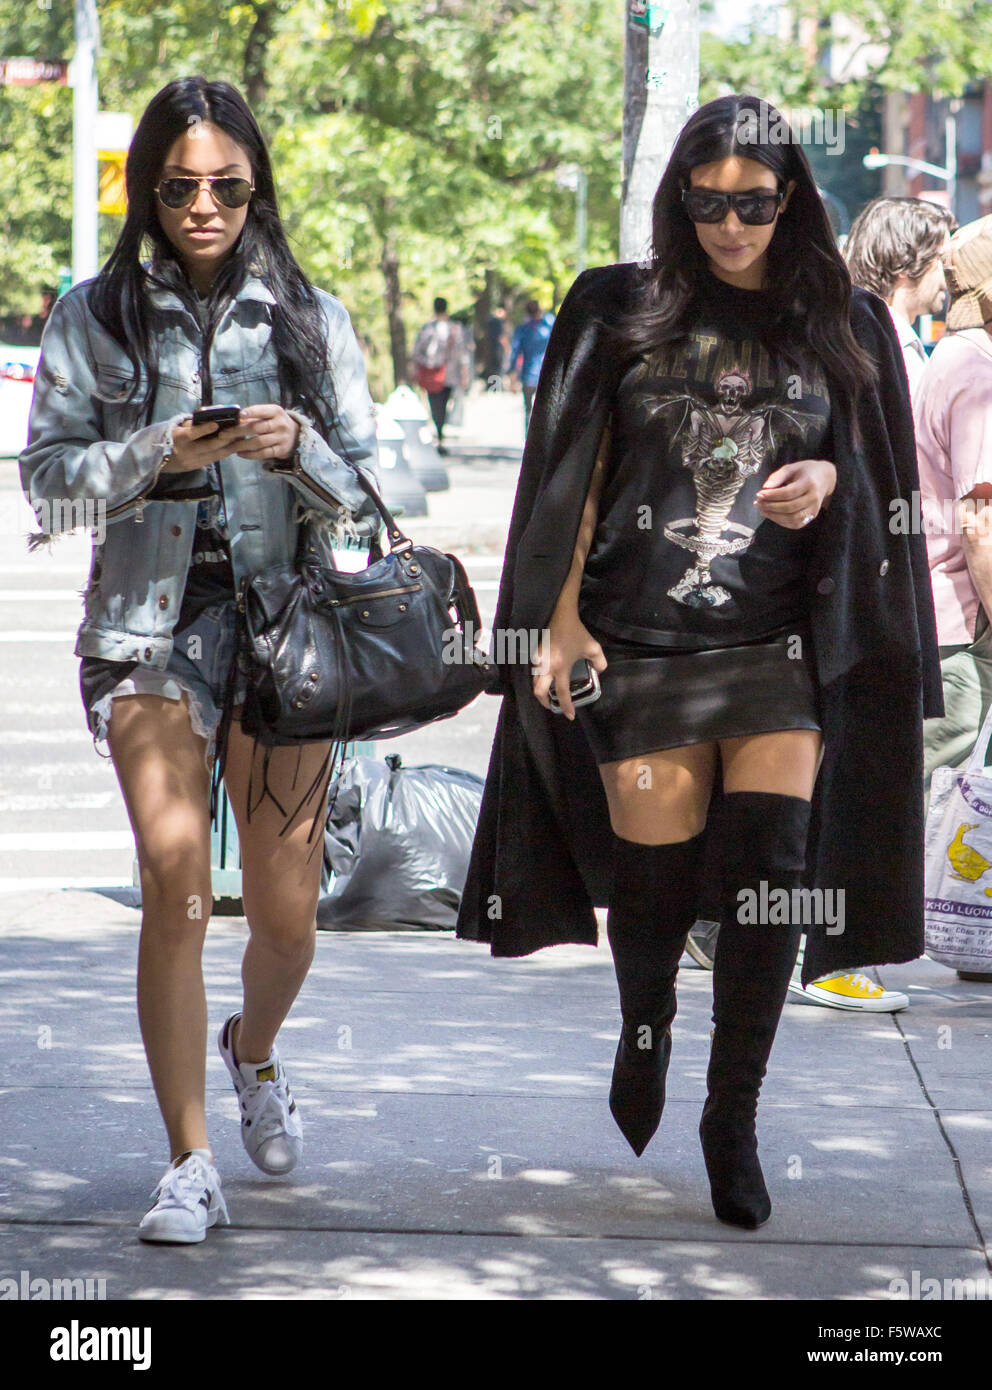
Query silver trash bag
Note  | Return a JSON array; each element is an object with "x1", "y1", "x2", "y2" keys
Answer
[{"x1": 318, "y1": 753, "x2": 484, "y2": 930}]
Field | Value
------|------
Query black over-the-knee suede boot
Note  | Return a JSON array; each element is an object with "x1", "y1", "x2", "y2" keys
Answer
[
  {"x1": 700, "y1": 791, "x2": 809, "y2": 1229},
  {"x1": 607, "y1": 831, "x2": 706, "y2": 1157}
]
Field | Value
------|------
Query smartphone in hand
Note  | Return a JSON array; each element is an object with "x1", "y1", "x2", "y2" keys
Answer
[
  {"x1": 191, "y1": 404, "x2": 241, "y2": 429},
  {"x1": 548, "y1": 658, "x2": 602, "y2": 713}
]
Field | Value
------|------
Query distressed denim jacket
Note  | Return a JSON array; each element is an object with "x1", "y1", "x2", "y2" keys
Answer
[{"x1": 19, "y1": 260, "x2": 379, "y2": 669}]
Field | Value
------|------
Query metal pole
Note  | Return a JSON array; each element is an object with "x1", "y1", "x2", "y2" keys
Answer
[
  {"x1": 576, "y1": 167, "x2": 588, "y2": 276},
  {"x1": 946, "y1": 100, "x2": 960, "y2": 222},
  {"x1": 620, "y1": 1, "x2": 700, "y2": 264},
  {"x1": 72, "y1": 0, "x2": 99, "y2": 284}
]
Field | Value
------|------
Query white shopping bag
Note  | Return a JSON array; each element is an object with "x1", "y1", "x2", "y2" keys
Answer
[{"x1": 925, "y1": 702, "x2": 992, "y2": 972}]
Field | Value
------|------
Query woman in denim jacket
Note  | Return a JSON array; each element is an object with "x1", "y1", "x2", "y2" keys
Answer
[{"x1": 20, "y1": 77, "x2": 379, "y2": 1243}]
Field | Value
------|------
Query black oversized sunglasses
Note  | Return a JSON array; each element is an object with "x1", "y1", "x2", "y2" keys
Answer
[
  {"x1": 681, "y1": 186, "x2": 784, "y2": 225},
  {"x1": 154, "y1": 175, "x2": 255, "y2": 210}
]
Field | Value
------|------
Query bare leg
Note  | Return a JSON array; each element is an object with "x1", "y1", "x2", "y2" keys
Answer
[
  {"x1": 222, "y1": 725, "x2": 334, "y2": 1064},
  {"x1": 719, "y1": 728, "x2": 823, "y2": 799},
  {"x1": 597, "y1": 741, "x2": 718, "y2": 843},
  {"x1": 106, "y1": 692, "x2": 213, "y2": 1160}
]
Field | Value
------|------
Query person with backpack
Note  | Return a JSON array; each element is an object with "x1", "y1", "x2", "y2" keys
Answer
[{"x1": 411, "y1": 297, "x2": 470, "y2": 453}]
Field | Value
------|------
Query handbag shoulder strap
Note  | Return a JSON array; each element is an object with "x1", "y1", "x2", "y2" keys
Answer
[
  {"x1": 352, "y1": 468, "x2": 412, "y2": 553},
  {"x1": 296, "y1": 469, "x2": 413, "y2": 565}
]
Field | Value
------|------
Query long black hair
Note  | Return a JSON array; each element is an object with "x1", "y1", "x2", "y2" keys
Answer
[
  {"x1": 89, "y1": 77, "x2": 336, "y2": 432},
  {"x1": 609, "y1": 94, "x2": 878, "y2": 448}
]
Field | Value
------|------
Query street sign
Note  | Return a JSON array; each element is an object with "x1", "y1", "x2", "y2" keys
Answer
[
  {"x1": 96, "y1": 112, "x2": 132, "y2": 216},
  {"x1": 98, "y1": 153, "x2": 126, "y2": 214},
  {"x1": 628, "y1": 1, "x2": 667, "y2": 33},
  {"x1": 0, "y1": 57, "x2": 69, "y2": 86}
]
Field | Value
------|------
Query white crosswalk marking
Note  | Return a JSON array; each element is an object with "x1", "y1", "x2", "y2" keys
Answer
[
  {"x1": 0, "y1": 831, "x2": 134, "y2": 851},
  {"x1": 0, "y1": 590, "x2": 82, "y2": 601}
]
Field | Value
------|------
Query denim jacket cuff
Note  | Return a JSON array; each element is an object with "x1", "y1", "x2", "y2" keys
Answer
[
  {"x1": 103, "y1": 414, "x2": 188, "y2": 524},
  {"x1": 267, "y1": 408, "x2": 378, "y2": 521}
]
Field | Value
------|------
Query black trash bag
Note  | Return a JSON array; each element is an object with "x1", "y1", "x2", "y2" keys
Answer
[{"x1": 317, "y1": 753, "x2": 485, "y2": 930}]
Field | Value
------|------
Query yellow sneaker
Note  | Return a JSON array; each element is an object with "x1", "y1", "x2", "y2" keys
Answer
[{"x1": 790, "y1": 970, "x2": 909, "y2": 1012}]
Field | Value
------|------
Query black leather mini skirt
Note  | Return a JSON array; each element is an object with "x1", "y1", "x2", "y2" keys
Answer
[{"x1": 576, "y1": 621, "x2": 821, "y2": 766}]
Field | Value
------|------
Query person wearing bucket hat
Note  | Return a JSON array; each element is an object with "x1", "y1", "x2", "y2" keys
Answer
[
  {"x1": 944, "y1": 214, "x2": 992, "y2": 330},
  {"x1": 917, "y1": 213, "x2": 992, "y2": 982}
]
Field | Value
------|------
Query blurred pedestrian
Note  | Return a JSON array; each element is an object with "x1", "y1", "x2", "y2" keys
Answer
[
  {"x1": 20, "y1": 77, "x2": 379, "y2": 1242},
  {"x1": 485, "y1": 302, "x2": 510, "y2": 385},
  {"x1": 508, "y1": 299, "x2": 554, "y2": 434},
  {"x1": 411, "y1": 296, "x2": 470, "y2": 454},
  {"x1": 845, "y1": 196, "x2": 955, "y2": 407}
]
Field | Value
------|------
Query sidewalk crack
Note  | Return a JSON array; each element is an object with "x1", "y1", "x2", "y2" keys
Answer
[{"x1": 892, "y1": 1011, "x2": 991, "y2": 1273}]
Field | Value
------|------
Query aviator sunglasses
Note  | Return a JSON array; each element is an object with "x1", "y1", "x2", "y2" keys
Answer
[
  {"x1": 154, "y1": 175, "x2": 255, "y2": 210},
  {"x1": 681, "y1": 186, "x2": 785, "y2": 225}
]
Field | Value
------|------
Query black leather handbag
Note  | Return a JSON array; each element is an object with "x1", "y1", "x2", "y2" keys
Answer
[{"x1": 234, "y1": 470, "x2": 496, "y2": 750}]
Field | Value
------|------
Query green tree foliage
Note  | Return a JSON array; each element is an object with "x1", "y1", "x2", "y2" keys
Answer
[
  {"x1": 700, "y1": 0, "x2": 992, "y2": 111},
  {"x1": 2, "y1": 1, "x2": 991, "y2": 379},
  {"x1": 0, "y1": 4, "x2": 73, "y2": 312},
  {"x1": 1, "y1": 0, "x2": 623, "y2": 390}
]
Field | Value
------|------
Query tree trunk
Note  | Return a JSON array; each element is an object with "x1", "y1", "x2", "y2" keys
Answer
[
  {"x1": 475, "y1": 269, "x2": 498, "y2": 385},
  {"x1": 379, "y1": 206, "x2": 407, "y2": 388},
  {"x1": 243, "y1": 2, "x2": 281, "y2": 110}
]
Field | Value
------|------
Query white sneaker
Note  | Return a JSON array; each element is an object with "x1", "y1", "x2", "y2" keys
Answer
[
  {"x1": 138, "y1": 1150, "x2": 229, "y2": 1244},
  {"x1": 218, "y1": 1013, "x2": 303, "y2": 1175}
]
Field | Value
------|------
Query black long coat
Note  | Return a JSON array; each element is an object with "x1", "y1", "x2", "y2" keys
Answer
[{"x1": 455, "y1": 262, "x2": 944, "y2": 985}]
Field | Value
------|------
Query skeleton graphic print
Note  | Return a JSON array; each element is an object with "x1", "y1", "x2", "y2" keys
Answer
[
  {"x1": 578, "y1": 277, "x2": 833, "y2": 648},
  {"x1": 641, "y1": 361, "x2": 824, "y2": 607}
]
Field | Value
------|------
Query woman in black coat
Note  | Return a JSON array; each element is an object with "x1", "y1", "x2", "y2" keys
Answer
[{"x1": 456, "y1": 95, "x2": 943, "y2": 1230}]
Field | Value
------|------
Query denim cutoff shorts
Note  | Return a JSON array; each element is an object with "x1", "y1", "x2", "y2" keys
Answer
[{"x1": 79, "y1": 599, "x2": 248, "y2": 771}]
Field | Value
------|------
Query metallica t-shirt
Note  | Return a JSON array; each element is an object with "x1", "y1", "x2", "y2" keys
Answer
[{"x1": 578, "y1": 265, "x2": 833, "y2": 648}]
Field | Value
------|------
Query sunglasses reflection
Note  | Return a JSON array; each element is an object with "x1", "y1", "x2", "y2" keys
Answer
[{"x1": 155, "y1": 176, "x2": 254, "y2": 209}]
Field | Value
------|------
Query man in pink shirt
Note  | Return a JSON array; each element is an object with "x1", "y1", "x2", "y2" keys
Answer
[
  {"x1": 917, "y1": 215, "x2": 992, "y2": 651},
  {"x1": 917, "y1": 213, "x2": 992, "y2": 982}
]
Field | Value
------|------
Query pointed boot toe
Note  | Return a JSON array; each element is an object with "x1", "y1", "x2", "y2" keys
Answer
[{"x1": 609, "y1": 1028, "x2": 672, "y2": 1157}]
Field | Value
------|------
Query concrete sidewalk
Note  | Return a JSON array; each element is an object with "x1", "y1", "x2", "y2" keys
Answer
[
  {"x1": 397, "y1": 386, "x2": 521, "y2": 556},
  {"x1": 1, "y1": 885, "x2": 990, "y2": 1300}
]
